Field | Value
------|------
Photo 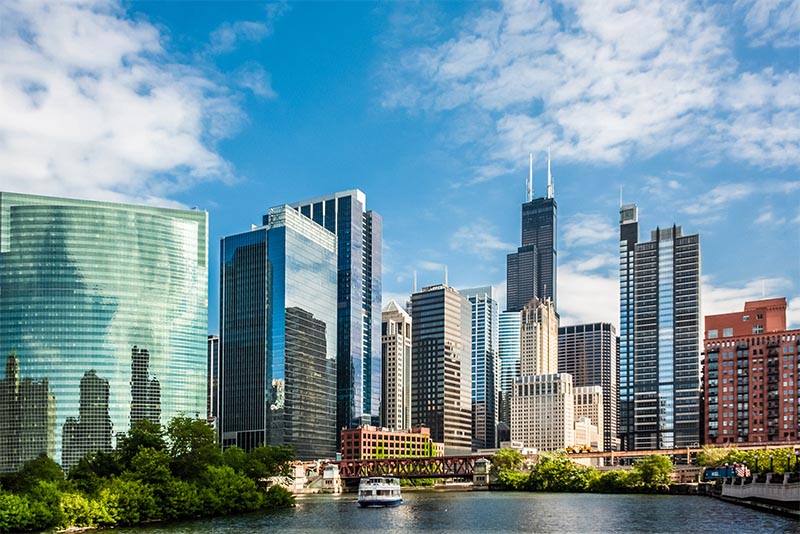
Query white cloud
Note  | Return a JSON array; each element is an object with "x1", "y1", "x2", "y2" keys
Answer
[
  {"x1": 207, "y1": 3, "x2": 286, "y2": 54},
  {"x1": 417, "y1": 260, "x2": 446, "y2": 271},
  {"x1": 383, "y1": 0, "x2": 800, "y2": 174},
  {"x1": 701, "y1": 275, "x2": 795, "y2": 319},
  {"x1": 682, "y1": 183, "x2": 754, "y2": 216},
  {"x1": 450, "y1": 222, "x2": 516, "y2": 259},
  {"x1": 562, "y1": 213, "x2": 616, "y2": 247},
  {"x1": 557, "y1": 260, "x2": 618, "y2": 326},
  {"x1": 788, "y1": 296, "x2": 800, "y2": 329},
  {"x1": 234, "y1": 63, "x2": 277, "y2": 98},
  {"x1": 735, "y1": 0, "x2": 800, "y2": 47},
  {"x1": 0, "y1": 0, "x2": 244, "y2": 206}
]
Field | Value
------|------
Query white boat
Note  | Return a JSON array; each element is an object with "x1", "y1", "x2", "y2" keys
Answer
[{"x1": 357, "y1": 477, "x2": 403, "y2": 507}]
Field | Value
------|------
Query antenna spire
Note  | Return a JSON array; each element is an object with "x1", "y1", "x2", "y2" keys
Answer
[
  {"x1": 547, "y1": 148, "x2": 554, "y2": 199},
  {"x1": 413, "y1": 270, "x2": 417, "y2": 293},
  {"x1": 526, "y1": 153, "x2": 533, "y2": 202},
  {"x1": 444, "y1": 265, "x2": 449, "y2": 286}
]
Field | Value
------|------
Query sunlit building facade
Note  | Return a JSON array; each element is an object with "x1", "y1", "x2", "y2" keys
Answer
[
  {"x1": 0, "y1": 192, "x2": 207, "y2": 472},
  {"x1": 291, "y1": 190, "x2": 382, "y2": 435},
  {"x1": 219, "y1": 206, "x2": 337, "y2": 459}
]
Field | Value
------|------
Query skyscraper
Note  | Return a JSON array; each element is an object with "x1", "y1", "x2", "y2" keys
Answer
[
  {"x1": 381, "y1": 301, "x2": 412, "y2": 431},
  {"x1": 410, "y1": 284, "x2": 472, "y2": 455},
  {"x1": 220, "y1": 206, "x2": 337, "y2": 459},
  {"x1": 619, "y1": 204, "x2": 638, "y2": 451},
  {"x1": 498, "y1": 311, "x2": 522, "y2": 428},
  {"x1": 702, "y1": 298, "x2": 798, "y2": 445},
  {"x1": 559, "y1": 323, "x2": 618, "y2": 451},
  {"x1": 291, "y1": 190, "x2": 382, "y2": 433},
  {"x1": 0, "y1": 192, "x2": 208, "y2": 472},
  {"x1": 507, "y1": 154, "x2": 557, "y2": 312},
  {"x1": 207, "y1": 335, "x2": 220, "y2": 425},
  {"x1": 520, "y1": 298, "x2": 559, "y2": 376},
  {"x1": 621, "y1": 207, "x2": 701, "y2": 450},
  {"x1": 459, "y1": 286, "x2": 500, "y2": 450}
]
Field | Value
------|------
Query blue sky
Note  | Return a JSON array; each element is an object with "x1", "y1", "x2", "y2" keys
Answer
[{"x1": 1, "y1": 0, "x2": 798, "y2": 332}]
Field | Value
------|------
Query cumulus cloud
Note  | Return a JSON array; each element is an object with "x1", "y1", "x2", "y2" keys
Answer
[
  {"x1": 450, "y1": 222, "x2": 516, "y2": 259},
  {"x1": 701, "y1": 275, "x2": 795, "y2": 319},
  {"x1": 383, "y1": 0, "x2": 800, "y2": 174},
  {"x1": 562, "y1": 213, "x2": 616, "y2": 247},
  {"x1": 0, "y1": 0, "x2": 246, "y2": 206},
  {"x1": 735, "y1": 0, "x2": 800, "y2": 47},
  {"x1": 557, "y1": 260, "x2": 618, "y2": 326}
]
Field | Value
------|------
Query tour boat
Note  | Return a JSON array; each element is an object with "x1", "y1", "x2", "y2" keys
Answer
[{"x1": 357, "y1": 477, "x2": 403, "y2": 507}]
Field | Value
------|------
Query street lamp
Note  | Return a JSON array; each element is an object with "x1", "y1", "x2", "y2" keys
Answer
[
  {"x1": 787, "y1": 454, "x2": 792, "y2": 473},
  {"x1": 769, "y1": 454, "x2": 774, "y2": 472},
  {"x1": 795, "y1": 451, "x2": 799, "y2": 472},
  {"x1": 754, "y1": 453, "x2": 759, "y2": 473}
]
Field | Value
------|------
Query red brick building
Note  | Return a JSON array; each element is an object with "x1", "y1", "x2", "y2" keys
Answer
[
  {"x1": 702, "y1": 298, "x2": 799, "y2": 445},
  {"x1": 340, "y1": 425, "x2": 443, "y2": 460}
]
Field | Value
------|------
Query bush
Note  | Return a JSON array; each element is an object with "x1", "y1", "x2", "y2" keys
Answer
[
  {"x1": 263, "y1": 485, "x2": 295, "y2": 508},
  {"x1": 99, "y1": 478, "x2": 157, "y2": 525},
  {"x1": 0, "y1": 492, "x2": 33, "y2": 533}
]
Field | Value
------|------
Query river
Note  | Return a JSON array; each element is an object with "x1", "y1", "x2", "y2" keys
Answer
[{"x1": 112, "y1": 490, "x2": 799, "y2": 533}]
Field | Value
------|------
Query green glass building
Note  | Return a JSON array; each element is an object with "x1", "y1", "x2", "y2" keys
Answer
[{"x1": 0, "y1": 192, "x2": 208, "y2": 472}]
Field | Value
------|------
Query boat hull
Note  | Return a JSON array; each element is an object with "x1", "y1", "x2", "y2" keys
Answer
[{"x1": 358, "y1": 498, "x2": 403, "y2": 507}]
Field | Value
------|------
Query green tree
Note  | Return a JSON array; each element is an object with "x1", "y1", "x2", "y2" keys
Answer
[
  {"x1": 696, "y1": 445, "x2": 732, "y2": 467},
  {"x1": 167, "y1": 416, "x2": 222, "y2": 480},
  {"x1": 529, "y1": 453, "x2": 596, "y2": 492},
  {"x1": 491, "y1": 448, "x2": 524, "y2": 475},
  {"x1": 129, "y1": 447, "x2": 172, "y2": 485},
  {"x1": 160, "y1": 478, "x2": 202, "y2": 520},
  {"x1": 10, "y1": 454, "x2": 64, "y2": 493},
  {"x1": 0, "y1": 492, "x2": 33, "y2": 532},
  {"x1": 25, "y1": 481, "x2": 64, "y2": 529},
  {"x1": 98, "y1": 478, "x2": 158, "y2": 526},
  {"x1": 67, "y1": 450, "x2": 122, "y2": 494},
  {"x1": 633, "y1": 455, "x2": 673, "y2": 489},
  {"x1": 588, "y1": 470, "x2": 635, "y2": 493},
  {"x1": 197, "y1": 465, "x2": 262, "y2": 516},
  {"x1": 245, "y1": 445, "x2": 295, "y2": 480},
  {"x1": 222, "y1": 446, "x2": 247, "y2": 473},
  {"x1": 117, "y1": 419, "x2": 166, "y2": 469}
]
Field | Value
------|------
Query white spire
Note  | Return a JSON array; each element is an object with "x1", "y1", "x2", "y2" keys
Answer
[
  {"x1": 526, "y1": 152, "x2": 533, "y2": 202},
  {"x1": 413, "y1": 270, "x2": 417, "y2": 293},
  {"x1": 444, "y1": 265, "x2": 449, "y2": 286},
  {"x1": 546, "y1": 148, "x2": 554, "y2": 199}
]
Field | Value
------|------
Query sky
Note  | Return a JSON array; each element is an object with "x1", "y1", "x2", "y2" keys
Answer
[{"x1": 1, "y1": 0, "x2": 798, "y2": 334}]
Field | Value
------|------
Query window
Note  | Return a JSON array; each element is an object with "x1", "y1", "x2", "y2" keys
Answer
[
  {"x1": 723, "y1": 328, "x2": 734, "y2": 337},
  {"x1": 753, "y1": 325, "x2": 764, "y2": 334},
  {"x1": 743, "y1": 315, "x2": 749, "y2": 321},
  {"x1": 708, "y1": 329, "x2": 719, "y2": 339}
]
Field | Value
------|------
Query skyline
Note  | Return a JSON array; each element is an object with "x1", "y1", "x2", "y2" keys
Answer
[{"x1": 1, "y1": 0, "x2": 798, "y2": 332}]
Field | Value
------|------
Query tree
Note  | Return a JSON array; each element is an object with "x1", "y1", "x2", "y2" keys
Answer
[
  {"x1": 166, "y1": 416, "x2": 222, "y2": 479},
  {"x1": 244, "y1": 445, "x2": 295, "y2": 480},
  {"x1": 696, "y1": 445, "x2": 732, "y2": 467},
  {"x1": 222, "y1": 446, "x2": 247, "y2": 473},
  {"x1": 117, "y1": 419, "x2": 166, "y2": 469},
  {"x1": 129, "y1": 447, "x2": 172, "y2": 485},
  {"x1": 529, "y1": 453, "x2": 596, "y2": 492},
  {"x1": 10, "y1": 454, "x2": 64, "y2": 493},
  {"x1": 491, "y1": 448, "x2": 524, "y2": 475},
  {"x1": 633, "y1": 455, "x2": 673, "y2": 489}
]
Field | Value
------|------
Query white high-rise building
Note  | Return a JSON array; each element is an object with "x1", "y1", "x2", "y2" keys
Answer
[
  {"x1": 381, "y1": 301, "x2": 412, "y2": 431},
  {"x1": 574, "y1": 385, "x2": 604, "y2": 451},
  {"x1": 520, "y1": 298, "x2": 558, "y2": 376},
  {"x1": 511, "y1": 374, "x2": 574, "y2": 451}
]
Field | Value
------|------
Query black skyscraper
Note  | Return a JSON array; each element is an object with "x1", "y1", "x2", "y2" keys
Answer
[{"x1": 507, "y1": 154, "x2": 557, "y2": 312}]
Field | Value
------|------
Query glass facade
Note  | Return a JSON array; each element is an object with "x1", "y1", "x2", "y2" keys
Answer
[
  {"x1": 0, "y1": 192, "x2": 207, "y2": 472},
  {"x1": 220, "y1": 206, "x2": 337, "y2": 459},
  {"x1": 618, "y1": 204, "x2": 638, "y2": 451},
  {"x1": 507, "y1": 197, "x2": 557, "y2": 312},
  {"x1": 410, "y1": 284, "x2": 472, "y2": 455},
  {"x1": 498, "y1": 311, "x2": 522, "y2": 426},
  {"x1": 459, "y1": 286, "x2": 499, "y2": 450},
  {"x1": 290, "y1": 190, "x2": 382, "y2": 435}
]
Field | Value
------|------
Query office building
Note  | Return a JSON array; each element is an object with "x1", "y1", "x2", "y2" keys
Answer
[
  {"x1": 0, "y1": 192, "x2": 207, "y2": 472},
  {"x1": 207, "y1": 335, "x2": 220, "y2": 424},
  {"x1": 574, "y1": 385, "x2": 604, "y2": 450},
  {"x1": 291, "y1": 190, "x2": 382, "y2": 434},
  {"x1": 340, "y1": 425, "x2": 442, "y2": 460},
  {"x1": 702, "y1": 298, "x2": 798, "y2": 445},
  {"x1": 459, "y1": 286, "x2": 500, "y2": 450},
  {"x1": 520, "y1": 298, "x2": 558, "y2": 376},
  {"x1": 511, "y1": 373, "x2": 574, "y2": 451},
  {"x1": 498, "y1": 311, "x2": 522, "y2": 428},
  {"x1": 220, "y1": 206, "x2": 337, "y2": 459},
  {"x1": 507, "y1": 154, "x2": 557, "y2": 312},
  {"x1": 559, "y1": 323, "x2": 618, "y2": 451},
  {"x1": 620, "y1": 206, "x2": 701, "y2": 450},
  {"x1": 381, "y1": 301, "x2": 412, "y2": 431},
  {"x1": 410, "y1": 284, "x2": 472, "y2": 455}
]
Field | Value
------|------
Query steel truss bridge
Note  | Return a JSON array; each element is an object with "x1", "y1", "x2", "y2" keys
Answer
[
  {"x1": 334, "y1": 442, "x2": 800, "y2": 479},
  {"x1": 336, "y1": 455, "x2": 485, "y2": 479}
]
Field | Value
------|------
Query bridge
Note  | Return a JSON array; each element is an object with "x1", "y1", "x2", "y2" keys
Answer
[
  {"x1": 334, "y1": 441, "x2": 800, "y2": 479},
  {"x1": 335, "y1": 455, "x2": 486, "y2": 480}
]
